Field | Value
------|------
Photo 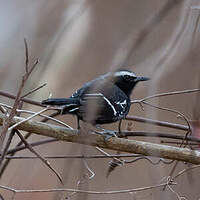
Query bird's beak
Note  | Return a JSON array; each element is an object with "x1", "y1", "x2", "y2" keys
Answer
[{"x1": 135, "y1": 76, "x2": 150, "y2": 82}]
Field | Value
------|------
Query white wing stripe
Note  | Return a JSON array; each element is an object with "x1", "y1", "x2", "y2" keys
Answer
[
  {"x1": 84, "y1": 93, "x2": 117, "y2": 116},
  {"x1": 116, "y1": 100, "x2": 127, "y2": 108},
  {"x1": 102, "y1": 96, "x2": 117, "y2": 116},
  {"x1": 68, "y1": 107, "x2": 79, "y2": 112},
  {"x1": 63, "y1": 103, "x2": 78, "y2": 107},
  {"x1": 84, "y1": 93, "x2": 103, "y2": 97}
]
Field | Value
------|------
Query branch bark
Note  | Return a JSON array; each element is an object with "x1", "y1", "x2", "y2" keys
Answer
[{"x1": 0, "y1": 113, "x2": 200, "y2": 164}]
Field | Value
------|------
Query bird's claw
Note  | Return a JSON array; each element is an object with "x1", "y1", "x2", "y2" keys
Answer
[{"x1": 94, "y1": 129, "x2": 118, "y2": 141}]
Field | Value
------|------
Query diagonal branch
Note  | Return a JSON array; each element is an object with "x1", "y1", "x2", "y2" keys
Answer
[
  {"x1": 15, "y1": 130, "x2": 63, "y2": 185},
  {"x1": 0, "y1": 40, "x2": 38, "y2": 150},
  {"x1": 0, "y1": 90, "x2": 43, "y2": 107},
  {"x1": 131, "y1": 88, "x2": 200, "y2": 104},
  {"x1": 125, "y1": 115, "x2": 188, "y2": 131}
]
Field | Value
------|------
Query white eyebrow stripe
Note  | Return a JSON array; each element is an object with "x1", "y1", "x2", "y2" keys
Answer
[
  {"x1": 114, "y1": 71, "x2": 136, "y2": 77},
  {"x1": 84, "y1": 93, "x2": 117, "y2": 116}
]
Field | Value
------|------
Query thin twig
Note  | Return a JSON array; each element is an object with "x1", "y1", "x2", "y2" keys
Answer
[
  {"x1": 160, "y1": 140, "x2": 200, "y2": 146},
  {"x1": 3, "y1": 154, "x2": 174, "y2": 166},
  {"x1": 141, "y1": 101, "x2": 192, "y2": 185},
  {"x1": 0, "y1": 40, "x2": 39, "y2": 151},
  {"x1": 83, "y1": 159, "x2": 95, "y2": 179},
  {"x1": 0, "y1": 138, "x2": 58, "y2": 178},
  {"x1": 3, "y1": 154, "x2": 138, "y2": 159},
  {"x1": 0, "y1": 102, "x2": 24, "y2": 177},
  {"x1": 131, "y1": 88, "x2": 200, "y2": 103},
  {"x1": 0, "y1": 111, "x2": 60, "y2": 177},
  {"x1": 10, "y1": 111, "x2": 60, "y2": 149},
  {"x1": 124, "y1": 157, "x2": 174, "y2": 165},
  {"x1": 0, "y1": 106, "x2": 7, "y2": 114},
  {"x1": 118, "y1": 131, "x2": 200, "y2": 143},
  {"x1": 0, "y1": 103, "x2": 70, "y2": 128},
  {"x1": 2, "y1": 154, "x2": 139, "y2": 159},
  {"x1": 125, "y1": 115, "x2": 188, "y2": 131},
  {"x1": 142, "y1": 102, "x2": 191, "y2": 136},
  {"x1": 0, "y1": 130, "x2": 15, "y2": 167},
  {"x1": 6, "y1": 138, "x2": 58, "y2": 155},
  {"x1": 24, "y1": 38, "x2": 29, "y2": 73},
  {"x1": 27, "y1": 59, "x2": 39, "y2": 77},
  {"x1": 167, "y1": 177, "x2": 188, "y2": 200},
  {"x1": 0, "y1": 182, "x2": 176, "y2": 194},
  {"x1": 0, "y1": 90, "x2": 43, "y2": 107},
  {"x1": 15, "y1": 130, "x2": 63, "y2": 185},
  {"x1": 0, "y1": 105, "x2": 17, "y2": 168},
  {"x1": 173, "y1": 164, "x2": 200, "y2": 180},
  {"x1": 21, "y1": 83, "x2": 47, "y2": 98},
  {"x1": 8, "y1": 107, "x2": 49, "y2": 131}
]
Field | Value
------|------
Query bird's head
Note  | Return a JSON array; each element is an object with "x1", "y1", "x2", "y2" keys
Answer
[{"x1": 109, "y1": 70, "x2": 150, "y2": 97}]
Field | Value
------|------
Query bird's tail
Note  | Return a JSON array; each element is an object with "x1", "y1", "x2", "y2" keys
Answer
[
  {"x1": 42, "y1": 98, "x2": 77, "y2": 106},
  {"x1": 41, "y1": 98, "x2": 80, "y2": 114}
]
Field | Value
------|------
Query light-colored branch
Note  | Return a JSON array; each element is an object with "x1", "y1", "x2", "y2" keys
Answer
[
  {"x1": 15, "y1": 129, "x2": 63, "y2": 184},
  {"x1": 0, "y1": 182, "x2": 176, "y2": 194},
  {"x1": 125, "y1": 115, "x2": 188, "y2": 131},
  {"x1": 131, "y1": 88, "x2": 200, "y2": 103},
  {"x1": 0, "y1": 113, "x2": 200, "y2": 164},
  {"x1": 0, "y1": 90, "x2": 42, "y2": 107}
]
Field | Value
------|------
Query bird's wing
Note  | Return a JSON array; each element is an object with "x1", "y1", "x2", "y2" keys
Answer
[
  {"x1": 71, "y1": 79, "x2": 97, "y2": 98},
  {"x1": 78, "y1": 93, "x2": 115, "y2": 123},
  {"x1": 78, "y1": 86, "x2": 129, "y2": 123},
  {"x1": 79, "y1": 93, "x2": 108, "y2": 113},
  {"x1": 71, "y1": 75, "x2": 108, "y2": 98}
]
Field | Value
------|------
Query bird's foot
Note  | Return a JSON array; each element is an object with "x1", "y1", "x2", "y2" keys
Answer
[{"x1": 94, "y1": 127, "x2": 118, "y2": 140}]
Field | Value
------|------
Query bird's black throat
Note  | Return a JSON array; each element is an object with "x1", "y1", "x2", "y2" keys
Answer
[{"x1": 114, "y1": 81, "x2": 138, "y2": 97}]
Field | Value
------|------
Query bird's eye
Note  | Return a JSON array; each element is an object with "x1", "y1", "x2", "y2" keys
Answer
[{"x1": 124, "y1": 75, "x2": 130, "y2": 80}]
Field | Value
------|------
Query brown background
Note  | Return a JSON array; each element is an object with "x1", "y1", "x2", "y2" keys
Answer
[{"x1": 0, "y1": 0, "x2": 200, "y2": 199}]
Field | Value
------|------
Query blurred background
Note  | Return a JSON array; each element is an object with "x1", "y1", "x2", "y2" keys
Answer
[{"x1": 0, "y1": 0, "x2": 200, "y2": 199}]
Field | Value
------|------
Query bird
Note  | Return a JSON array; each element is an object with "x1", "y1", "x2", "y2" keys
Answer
[{"x1": 41, "y1": 70, "x2": 149, "y2": 134}]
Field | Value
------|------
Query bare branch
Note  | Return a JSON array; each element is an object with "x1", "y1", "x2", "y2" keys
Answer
[
  {"x1": 125, "y1": 115, "x2": 188, "y2": 131},
  {"x1": 0, "y1": 130, "x2": 15, "y2": 167},
  {"x1": 173, "y1": 164, "x2": 200, "y2": 180},
  {"x1": 0, "y1": 113, "x2": 200, "y2": 164},
  {"x1": 8, "y1": 107, "x2": 48, "y2": 131},
  {"x1": 0, "y1": 90, "x2": 43, "y2": 107},
  {"x1": 3, "y1": 154, "x2": 174, "y2": 166},
  {"x1": 24, "y1": 38, "x2": 29, "y2": 73},
  {"x1": 21, "y1": 83, "x2": 47, "y2": 98},
  {"x1": 0, "y1": 102, "x2": 24, "y2": 176},
  {"x1": 2, "y1": 154, "x2": 138, "y2": 160},
  {"x1": 0, "y1": 111, "x2": 60, "y2": 177},
  {"x1": 124, "y1": 156, "x2": 174, "y2": 165},
  {"x1": 0, "y1": 103, "x2": 69, "y2": 128},
  {"x1": 142, "y1": 102, "x2": 191, "y2": 133},
  {"x1": 6, "y1": 138, "x2": 57, "y2": 155},
  {"x1": 131, "y1": 88, "x2": 200, "y2": 104},
  {"x1": 0, "y1": 40, "x2": 39, "y2": 151},
  {"x1": 15, "y1": 130, "x2": 63, "y2": 185},
  {"x1": 118, "y1": 131, "x2": 200, "y2": 143},
  {"x1": 27, "y1": 59, "x2": 39, "y2": 77},
  {"x1": 0, "y1": 182, "x2": 176, "y2": 195}
]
